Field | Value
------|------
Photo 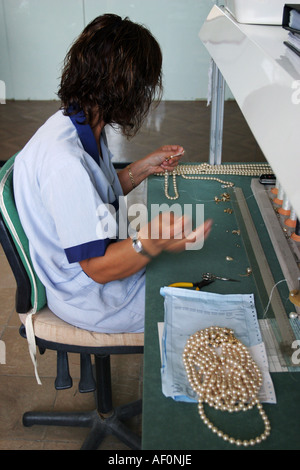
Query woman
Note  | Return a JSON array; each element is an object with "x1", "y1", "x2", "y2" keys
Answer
[{"x1": 14, "y1": 14, "x2": 212, "y2": 333}]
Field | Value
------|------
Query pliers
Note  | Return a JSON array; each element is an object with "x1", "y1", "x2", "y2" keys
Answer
[
  {"x1": 169, "y1": 272, "x2": 240, "y2": 291},
  {"x1": 168, "y1": 279, "x2": 214, "y2": 291}
]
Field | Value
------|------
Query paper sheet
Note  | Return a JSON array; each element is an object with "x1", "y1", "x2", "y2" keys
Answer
[{"x1": 158, "y1": 322, "x2": 276, "y2": 404}]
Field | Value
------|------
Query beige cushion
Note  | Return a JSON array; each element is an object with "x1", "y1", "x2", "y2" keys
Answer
[{"x1": 19, "y1": 308, "x2": 144, "y2": 348}]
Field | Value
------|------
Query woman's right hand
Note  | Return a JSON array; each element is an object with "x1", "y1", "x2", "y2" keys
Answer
[{"x1": 138, "y1": 213, "x2": 213, "y2": 256}]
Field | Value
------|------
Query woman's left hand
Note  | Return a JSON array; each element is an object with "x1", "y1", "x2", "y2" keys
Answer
[
  {"x1": 118, "y1": 145, "x2": 184, "y2": 195},
  {"x1": 143, "y1": 145, "x2": 184, "y2": 175}
]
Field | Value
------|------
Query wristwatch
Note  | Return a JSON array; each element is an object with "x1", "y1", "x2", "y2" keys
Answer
[{"x1": 132, "y1": 232, "x2": 154, "y2": 259}]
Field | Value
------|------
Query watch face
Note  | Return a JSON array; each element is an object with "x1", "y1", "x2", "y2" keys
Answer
[
  {"x1": 132, "y1": 239, "x2": 142, "y2": 253},
  {"x1": 132, "y1": 237, "x2": 152, "y2": 258}
]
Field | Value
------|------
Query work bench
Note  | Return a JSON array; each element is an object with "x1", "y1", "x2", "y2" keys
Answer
[{"x1": 142, "y1": 172, "x2": 300, "y2": 450}]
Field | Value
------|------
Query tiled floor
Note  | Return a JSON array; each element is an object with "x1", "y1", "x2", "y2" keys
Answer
[
  {"x1": 0, "y1": 100, "x2": 265, "y2": 450},
  {"x1": 0, "y1": 244, "x2": 144, "y2": 450},
  {"x1": 0, "y1": 100, "x2": 265, "y2": 164}
]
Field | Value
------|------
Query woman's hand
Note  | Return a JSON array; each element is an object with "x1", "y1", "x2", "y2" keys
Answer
[
  {"x1": 118, "y1": 145, "x2": 184, "y2": 195},
  {"x1": 138, "y1": 214, "x2": 213, "y2": 257},
  {"x1": 80, "y1": 213, "x2": 213, "y2": 284},
  {"x1": 142, "y1": 145, "x2": 185, "y2": 175}
]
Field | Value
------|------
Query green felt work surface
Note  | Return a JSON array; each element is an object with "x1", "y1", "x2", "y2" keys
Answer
[{"x1": 142, "y1": 172, "x2": 300, "y2": 450}]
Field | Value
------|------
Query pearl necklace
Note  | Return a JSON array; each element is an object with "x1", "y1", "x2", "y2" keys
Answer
[
  {"x1": 159, "y1": 163, "x2": 273, "y2": 200},
  {"x1": 182, "y1": 326, "x2": 271, "y2": 447}
]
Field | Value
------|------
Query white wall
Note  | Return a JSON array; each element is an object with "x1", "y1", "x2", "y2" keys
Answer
[{"x1": 0, "y1": 0, "x2": 216, "y2": 100}]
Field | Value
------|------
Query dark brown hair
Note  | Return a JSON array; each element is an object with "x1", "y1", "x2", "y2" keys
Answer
[{"x1": 58, "y1": 14, "x2": 163, "y2": 137}]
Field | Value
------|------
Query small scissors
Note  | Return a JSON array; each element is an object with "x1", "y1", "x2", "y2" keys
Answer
[
  {"x1": 202, "y1": 272, "x2": 240, "y2": 282},
  {"x1": 168, "y1": 279, "x2": 214, "y2": 291}
]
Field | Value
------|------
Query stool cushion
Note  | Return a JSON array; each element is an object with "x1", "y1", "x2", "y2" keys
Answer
[{"x1": 19, "y1": 309, "x2": 144, "y2": 348}]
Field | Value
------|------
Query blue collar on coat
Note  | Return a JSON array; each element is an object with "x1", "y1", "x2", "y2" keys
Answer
[{"x1": 68, "y1": 108, "x2": 100, "y2": 164}]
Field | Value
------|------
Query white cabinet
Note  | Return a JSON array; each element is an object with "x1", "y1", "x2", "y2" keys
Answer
[{"x1": 199, "y1": 5, "x2": 300, "y2": 219}]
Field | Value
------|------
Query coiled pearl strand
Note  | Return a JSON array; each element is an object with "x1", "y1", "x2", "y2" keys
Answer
[{"x1": 182, "y1": 326, "x2": 271, "y2": 447}]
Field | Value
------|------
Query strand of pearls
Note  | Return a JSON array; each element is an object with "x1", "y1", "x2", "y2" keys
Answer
[
  {"x1": 164, "y1": 171, "x2": 179, "y2": 200},
  {"x1": 175, "y1": 163, "x2": 272, "y2": 176},
  {"x1": 164, "y1": 171, "x2": 234, "y2": 200},
  {"x1": 182, "y1": 326, "x2": 271, "y2": 447},
  {"x1": 159, "y1": 163, "x2": 273, "y2": 200}
]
